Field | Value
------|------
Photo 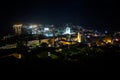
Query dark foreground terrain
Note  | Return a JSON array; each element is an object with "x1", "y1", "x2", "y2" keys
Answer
[
  {"x1": 0, "y1": 45, "x2": 120, "y2": 73},
  {"x1": 0, "y1": 55, "x2": 104, "y2": 73}
]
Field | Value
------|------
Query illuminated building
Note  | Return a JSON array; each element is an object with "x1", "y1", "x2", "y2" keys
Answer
[
  {"x1": 26, "y1": 24, "x2": 40, "y2": 34},
  {"x1": 77, "y1": 32, "x2": 81, "y2": 43},
  {"x1": 13, "y1": 24, "x2": 55, "y2": 36},
  {"x1": 43, "y1": 25, "x2": 54, "y2": 37},
  {"x1": 13, "y1": 24, "x2": 22, "y2": 35},
  {"x1": 63, "y1": 27, "x2": 71, "y2": 35}
]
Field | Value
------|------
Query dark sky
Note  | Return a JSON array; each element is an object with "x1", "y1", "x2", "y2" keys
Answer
[{"x1": 0, "y1": 0, "x2": 118, "y2": 34}]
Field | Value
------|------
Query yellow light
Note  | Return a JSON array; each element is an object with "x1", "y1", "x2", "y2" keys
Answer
[
  {"x1": 77, "y1": 32, "x2": 81, "y2": 43},
  {"x1": 107, "y1": 39, "x2": 112, "y2": 43},
  {"x1": 12, "y1": 53, "x2": 22, "y2": 59},
  {"x1": 103, "y1": 39, "x2": 112, "y2": 43},
  {"x1": 13, "y1": 24, "x2": 22, "y2": 27}
]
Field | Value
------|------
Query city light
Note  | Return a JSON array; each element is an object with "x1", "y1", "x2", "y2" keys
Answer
[
  {"x1": 63, "y1": 27, "x2": 71, "y2": 34},
  {"x1": 10, "y1": 23, "x2": 120, "y2": 47},
  {"x1": 115, "y1": 38, "x2": 119, "y2": 41},
  {"x1": 77, "y1": 32, "x2": 81, "y2": 43}
]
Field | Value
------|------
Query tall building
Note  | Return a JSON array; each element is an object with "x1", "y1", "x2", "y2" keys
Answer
[
  {"x1": 13, "y1": 24, "x2": 22, "y2": 35},
  {"x1": 77, "y1": 32, "x2": 81, "y2": 43}
]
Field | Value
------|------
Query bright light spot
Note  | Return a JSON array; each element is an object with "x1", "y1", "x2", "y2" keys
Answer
[
  {"x1": 87, "y1": 35, "x2": 90, "y2": 38},
  {"x1": 115, "y1": 38, "x2": 119, "y2": 41},
  {"x1": 103, "y1": 39, "x2": 112, "y2": 43},
  {"x1": 29, "y1": 26, "x2": 33, "y2": 28},
  {"x1": 107, "y1": 39, "x2": 112, "y2": 43},
  {"x1": 44, "y1": 28, "x2": 49, "y2": 31},
  {"x1": 48, "y1": 44, "x2": 52, "y2": 47}
]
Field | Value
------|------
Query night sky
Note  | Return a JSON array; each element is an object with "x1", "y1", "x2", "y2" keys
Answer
[{"x1": 0, "y1": 0, "x2": 118, "y2": 35}]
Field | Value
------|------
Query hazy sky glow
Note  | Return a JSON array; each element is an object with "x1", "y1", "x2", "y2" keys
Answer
[{"x1": 0, "y1": 0, "x2": 118, "y2": 34}]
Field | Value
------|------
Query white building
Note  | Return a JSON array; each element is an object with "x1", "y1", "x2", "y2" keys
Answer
[{"x1": 63, "y1": 27, "x2": 71, "y2": 35}]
